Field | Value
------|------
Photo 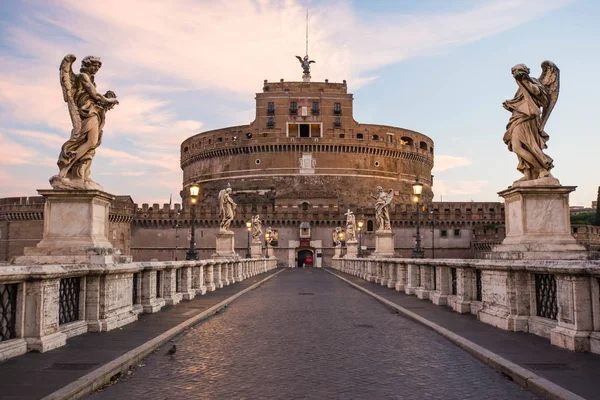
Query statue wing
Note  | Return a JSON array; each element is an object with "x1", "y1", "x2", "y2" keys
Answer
[
  {"x1": 385, "y1": 189, "x2": 394, "y2": 206},
  {"x1": 295, "y1": 55, "x2": 303, "y2": 63},
  {"x1": 309, "y1": 60, "x2": 316, "y2": 64},
  {"x1": 538, "y1": 60, "x2": 560, "y2": 132},
  {"x1": 217, "y1": 189, "x2": 225, "y2": 216},
  {"x1": 59, "y1": 54, "x2": 81, "y2": 134}
]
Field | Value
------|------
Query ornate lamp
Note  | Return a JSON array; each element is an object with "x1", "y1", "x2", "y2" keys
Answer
[
  {"x1": 246, "y1": 221, "x2": 252, "y2": 258},
  {"x1": 186, "y1": 181, "x2": 200, "y2": 260},
  {"x1": 357, "y1": 221, "x2": 364, "y2": 257},
  {"x1": 411, "y1": 178, "x2": 424, "y2": 258},
  {"x1": 265, "y1": 231, "x2": 271, "y2": 258}
]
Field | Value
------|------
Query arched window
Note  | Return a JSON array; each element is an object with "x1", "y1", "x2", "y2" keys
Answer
[
  {"x1": 367, "y1": 220, "x2": 374, "y2": 232},
  {"x1": 420, "y1": 141, "x2": 428, "y2": 150},
  {"x1": 400, "y1": 136, "x2": 413, "y2": 146},
  {"x1": 301, "y1": 202, "x2": 310, "y2": 211}
]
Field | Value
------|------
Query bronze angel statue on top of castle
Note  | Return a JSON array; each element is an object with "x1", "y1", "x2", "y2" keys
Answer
[
  {"x1": 51, "y1": 54, "x2": 119, "y2": 191},
  {"x1": 296, "y1": 55, "x2": 315, "y2": 77},
  {"x1": 502, "y1": 61, "x2": 560, "y2": 186}
]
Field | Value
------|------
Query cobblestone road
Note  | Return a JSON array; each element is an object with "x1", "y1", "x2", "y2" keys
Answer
[{"x1": 91, "y1": 269, "x2": 538, "y2": 400}]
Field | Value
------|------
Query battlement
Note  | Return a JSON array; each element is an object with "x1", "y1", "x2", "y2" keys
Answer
[{"x1": 261, "y1": 79, "x2": 347, "y2": 94}]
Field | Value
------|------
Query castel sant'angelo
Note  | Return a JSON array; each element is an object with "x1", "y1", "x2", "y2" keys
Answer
[{"x1": 0, "y1": 58, "x2": 507, "y2": 266}]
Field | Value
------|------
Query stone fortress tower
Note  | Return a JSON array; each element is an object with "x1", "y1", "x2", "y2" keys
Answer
[{"x1": 180, "y1": 79, "x2": 434, "y2": 209}]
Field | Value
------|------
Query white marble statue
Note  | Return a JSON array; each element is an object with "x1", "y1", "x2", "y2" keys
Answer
[
  {"x1": 345, "y1": 209, "x2": 357, "y2": 242},
  {"x1": 333, "y1": 227, "x2": 342, "y2": 246},
  {"x1": 252, "y1": 214, "x2": 262, "y2": 241},
  {"x1": 265, "y1": 226, "x2": 274, "y2": 244},
  {"x1": 502, "y1": 61, "x2": 560, "y2": 185},
  {"x1": 51, "y1": 54, "x2": 119, "y2": 191},
  {"x1": 371, "y1": 187, "x2": 394, "y2": 232},
  {"x1": 218, "y1": 187, "x2": 237, "y2": 233}
]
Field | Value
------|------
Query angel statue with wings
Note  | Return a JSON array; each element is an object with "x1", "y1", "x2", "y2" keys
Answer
[
  {"x1": 502, "y1": 61, "x2": 560, "y2": 185},
  {"x1": 252, "y1": 214, "x2": 262, "y2": 242},
  {"x1": 51, "y1": 54, "x2": 119, "y2": 191},
  {"x1": 295, "y1": 55, "x2": 315, "y2": 77},
  {"x1": 218, "y1": 187, "x2": 237, "y2": 233},
  {"x1": 333, "y1": 227, "x2": 342, "y2": 247},
  {"x1": 371, "y1": 186, "x2": 394, "y2": 232},
  {"x1": 344, "y1": 209, "x2": 357, "y2": 242}
]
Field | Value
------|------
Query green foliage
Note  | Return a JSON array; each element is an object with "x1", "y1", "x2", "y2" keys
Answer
[{"x1": 570, "y1": 212, "x2": 597, "y2": 226}]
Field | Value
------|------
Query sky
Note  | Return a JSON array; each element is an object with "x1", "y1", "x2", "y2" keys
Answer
[{"x1": 0, "y1": 0, "x2": 598, "y2": 207}]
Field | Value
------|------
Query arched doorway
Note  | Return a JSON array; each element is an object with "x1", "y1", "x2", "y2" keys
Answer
[{"x1": 297, "y1": 248, "x2": 314, "y2": 268}]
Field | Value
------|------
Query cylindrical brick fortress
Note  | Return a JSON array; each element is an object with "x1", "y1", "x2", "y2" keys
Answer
[{"x1": 180, "y1": 80, "x2": 434, "y2": 208}]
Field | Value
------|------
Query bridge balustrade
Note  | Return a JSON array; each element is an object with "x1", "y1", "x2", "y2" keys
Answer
[
  {"x1": 331, "y1": 257, "x2": 600, "y2": 354},
  {"x1": 0, "y1": 257, "x2": 277, "y2": 362}
]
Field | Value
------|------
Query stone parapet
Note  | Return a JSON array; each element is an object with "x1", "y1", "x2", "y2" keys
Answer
[
  {"x1": 332, "y1": 256, "x2": 600, "y2": 355},
  {"x1": 0, "y1": 256, "x2": 278, "y2": 362}
]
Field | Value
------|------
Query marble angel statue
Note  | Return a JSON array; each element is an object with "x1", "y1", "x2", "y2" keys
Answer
[
  {"x1": 333, "y1": 227, "x2": 342, "y2": 246},
  {"x1": 218, "y1": 187, "x2": 237, "y2": 233},
  {"x1": 345, "y1": 209, "x2": 357, "y2": 242},
  {"x1": 51, "y1": 54, "x2": 119, "y2": 191},
  {"x1": 252, "y1": 214, "x2": 262, "y2": 241},
  {"x1": 502, "y1": 61, "x2": 560, "y2": 185},
  {"x1": 371, "y1": 187, "x2": 394, "y2": 232}
]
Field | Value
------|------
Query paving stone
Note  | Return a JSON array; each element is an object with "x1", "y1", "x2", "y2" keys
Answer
[{"x1": 92, "y1": 269, "x2": 538, "y2": 399}]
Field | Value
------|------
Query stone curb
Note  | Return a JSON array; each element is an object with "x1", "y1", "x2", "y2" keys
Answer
[
  {"x1": 325, "y1": 269, "x2": 586, "y2": 400},
  {"x1": 42, "y1": 269, "x2": 285, "y2": 400}
]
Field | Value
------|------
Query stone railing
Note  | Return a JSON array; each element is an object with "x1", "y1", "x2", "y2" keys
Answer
[
  {"x1": 331, "y1": 257, "x2": 600, "y2": 355},
  {"x1": 0, "y1": 257, "x2": 277, "y2": 361}
]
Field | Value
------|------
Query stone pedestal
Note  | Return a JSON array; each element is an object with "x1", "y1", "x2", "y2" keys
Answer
[
  {"x1": 344, "y1": 241, "x2": 358, "y2": 258},
  {"x1": 373, "y1": 231, "x2": 395, "y2": 258},
  {"x1": 488, "y1": 185, "x2": 587, "y2": 260},
  {"x1": 13, "y1": 189, "x2": 124, "y2": 265},
  {"x1": 251, "y1": 240, "x2": 263, "y2": 258},
  {"x1": 214, "y1": 232, "x2": 238, "y2": 258},
  {"x1": 332, "y1": 245, "x2": 342, "y2": 259}
]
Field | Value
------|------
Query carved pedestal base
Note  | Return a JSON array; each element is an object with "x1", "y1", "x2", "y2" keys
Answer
[
  {"x1": 373, "y1": 231, "x2": 396, "y2": 258},
  {"x1": 487, "y1": 185, "x2": 587, "y2": 260},
  {"x1": 251, "y1": 240, "x2": 263, "y2": 258},
  {"x1": 12, "y1": 189, "x2": 127, "y2": 265},
  {"x1": 333, "y1": 245, "x2": 342, "y2": 259},
  {"x1": 213, "y1": 232, "x2": 238, "y2": 258},
  {"x1": 344, "y1": 241, "x2": 358, "y2": 258}
]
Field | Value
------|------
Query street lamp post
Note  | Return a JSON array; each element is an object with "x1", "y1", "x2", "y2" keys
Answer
[
  {"x1": 246, "y1": 221, "x2": 252, "y2": 258},
  {"x1": 265, "y1": 231, "x2": 271, "y2": 258},
  {"x1": 357, "y1": 221, "x2": 364, "y2": 257},
  {"x1": 412, "y1": 178, "x2": 425, "y2": 258},
  {"x1": 430, "y1": 210, "x2": 435, "y2": 259},
  {"x1": 186, "y1": 181, "x2": 200, "y2": 261}
]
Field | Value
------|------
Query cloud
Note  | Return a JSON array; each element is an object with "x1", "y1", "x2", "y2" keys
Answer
[
  {"x1": 433, "y1": 180, "x2": 488, "y2": 199},
  {"x1": 0, "y1": 0, "x2": 572, "y2": 202},
  {"x1": 432, "y1": 155, "x2": 472, "y2": 173}
]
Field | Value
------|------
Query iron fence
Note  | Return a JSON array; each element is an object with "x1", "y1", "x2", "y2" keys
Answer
[
  {"x1": 59, "y1": 277, "x2": 80, "y2": 325},
  {"x1": 0, "y1": 284, "x2": 18, "y2": 342},
  {"x1": 132, "y1": 273, "x2": 139, "y2": 305},
  {"x1": 535, "y1": 274, "x2": 558, "y2": 320},
  {"x1": 476, "y1": 270, "x2": 482, "y2": 301},
  {"x1": 156, "y1": 271, "x2": 162, "y2": 298},
  {"x1": 451, "y1": 268, "x2": 457, "y2": 295}
]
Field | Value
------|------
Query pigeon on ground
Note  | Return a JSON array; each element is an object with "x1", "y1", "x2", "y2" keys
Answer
[{"x1": 166, "y1": 344, "x2": 176, "y2": 356}]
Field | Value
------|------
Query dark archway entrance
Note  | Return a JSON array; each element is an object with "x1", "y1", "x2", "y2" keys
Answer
[{"x1": 297, "y1": 249, "x2": 314, "y2": 268}]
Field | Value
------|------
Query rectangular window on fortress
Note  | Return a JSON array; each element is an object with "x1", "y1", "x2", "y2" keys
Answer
[
  {"x1": 454, "y1": 229, "x2": 460, "y2": 237},
  {"x1": 441, "y1": 230, "x2": 448, "y2": 237},
  {"x1": 312, "y1": 102, "x2": 319, "y2": 115},
  {"x1": 334, "y1": 102, "x2": 341, "y2": 115},
  {"x1": 290, "y1": 102, "x2": 297, "y2": 114},
  {"x1": 287, "y1": 123, "x2": 322, "y2": 138},
  {"x1": 267, "y1": 102, "x2": 275, "y2": 115},
  {"x1": 357, "y1": 133, "x2": 363, "y2": 139}
]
